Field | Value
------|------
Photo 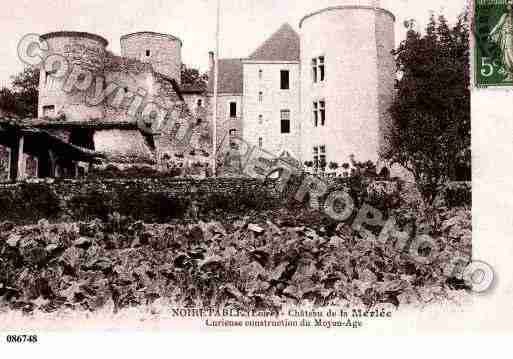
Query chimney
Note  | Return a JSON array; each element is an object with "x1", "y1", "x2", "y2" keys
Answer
[{"x1": 209, "y1": 51, "x2": 215, "y2": 71}]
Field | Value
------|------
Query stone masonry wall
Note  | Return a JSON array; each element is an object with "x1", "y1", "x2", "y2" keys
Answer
[
  {"x1": 0, "y1": 145, "x2": 10, "y2": 181},
  {"x1": 0, "y1": 177, "x2": 279, "y2": 223}
]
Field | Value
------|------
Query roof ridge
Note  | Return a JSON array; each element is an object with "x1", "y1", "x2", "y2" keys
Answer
[{"x1": 248, "y1": 22, "x2": 300, "y2": 62}]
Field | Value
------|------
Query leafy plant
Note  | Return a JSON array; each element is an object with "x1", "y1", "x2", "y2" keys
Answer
[
  {"x1": 328, "y1": 162, "x2": 339, "y2": 171},
  {"x1": 384, "y1": 12, "x2": 470, "y2": 204},
  {"x1": 0, "y1": 66, "x2": 39, "y2": 118}
]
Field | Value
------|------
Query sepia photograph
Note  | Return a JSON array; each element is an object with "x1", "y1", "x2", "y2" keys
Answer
[{"x1": 0, "y1": 0, "x2": 510, "y2": 354}]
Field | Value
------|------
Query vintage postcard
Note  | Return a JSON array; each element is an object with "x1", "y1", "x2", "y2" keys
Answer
[{"x1": 0, "y1": 0, "x2": 511, "y2": 355}]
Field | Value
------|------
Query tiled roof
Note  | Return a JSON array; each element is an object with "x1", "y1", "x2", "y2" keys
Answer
[
  {"x1": 247, "y1": 23, "x2": 300, "y2": 62},
  {"x1": 208, "y1": 58, "x2": 244, "y2": 94}
]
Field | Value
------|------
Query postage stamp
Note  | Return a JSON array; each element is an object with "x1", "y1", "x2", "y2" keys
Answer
[{"x1": 474, "y1": 0, "x2": 513, "y2": 86}]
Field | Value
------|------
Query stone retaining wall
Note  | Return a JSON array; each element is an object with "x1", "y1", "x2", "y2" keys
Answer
[{"x1": 0, "y1": 177, "x2": 279, "y2": 223}]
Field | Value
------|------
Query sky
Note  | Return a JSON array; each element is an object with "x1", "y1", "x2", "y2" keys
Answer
[{"x1": 0, "y1": 0, "x2": 467, "y2": 87}]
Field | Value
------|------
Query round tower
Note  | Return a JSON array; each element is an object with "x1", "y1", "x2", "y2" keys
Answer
[
  {"x1": 120, "y1": 32, "x2": 182, "y2": 84},
  {"x1": 38, "y1": 31, "x2": 108, "y2": 121},
  {"x1": 299, "y1": 5, "x2": 395, "y2": 164}
]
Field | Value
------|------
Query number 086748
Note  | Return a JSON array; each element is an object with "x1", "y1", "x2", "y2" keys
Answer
[{"x1": 5, "y1": 334, "x2": 38, "y2": 343}]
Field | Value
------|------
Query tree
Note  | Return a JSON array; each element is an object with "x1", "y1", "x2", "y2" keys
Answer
[
  {"x1": 0, "y1": 66, "x2": 39, "y2": 118},
  {"x1": 11, "y1": 66, "x2": 39, "y2": 117},
  {"x1": 181, "y1": 64, "x2": 208, "y2": 90},
  {"x1": 0, "y1": 88, "x2": 17, "y2": 115},
  {"x1": 384, "y1": 12, "x2": 470, "y2": 204}
]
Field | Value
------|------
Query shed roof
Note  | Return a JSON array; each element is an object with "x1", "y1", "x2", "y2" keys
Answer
[{"x1": 0, "y1": 118, "x2": 104, "y2": 162}]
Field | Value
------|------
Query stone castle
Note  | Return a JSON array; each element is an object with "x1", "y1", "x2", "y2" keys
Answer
[{"x1": 0, "y1": 4, "x2": 396, "y2": 181}]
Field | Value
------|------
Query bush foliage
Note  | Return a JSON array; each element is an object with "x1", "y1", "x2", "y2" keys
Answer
[
  {"x1": 384, "y1": 13, "x2": 471, "y2": 204},
  {"x1": 0, "y1": 205, "x2": 471, "y2": 313}
]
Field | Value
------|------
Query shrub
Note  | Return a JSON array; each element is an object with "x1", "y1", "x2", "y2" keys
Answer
[
  {"x1": 88, "y1": 165, "x2": 181, "y2": 179},
  {"x1": 0, "y1": 183, "x2": 61, "y2": 223},
  {"x1": 117, "y1": 190, "x2": 189, "y2": 223},
  {"x1": 69, "y1": 189, "x2": 114, "y2": 221},
  {"x1": 437, "y1": 182, "x2": 471, "y2": 208}
]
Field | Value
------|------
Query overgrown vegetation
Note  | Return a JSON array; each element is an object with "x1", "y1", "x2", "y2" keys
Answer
[
  {"x1": 0, "y1": 67, "x2": 39, "y2": 118},
  {"x1": 0, "y1": 202, "x2": 471, "y2": 313},
  {"x1": 384, "y1": 12, "x2": 471, "y2": 204},
  {"x1": 0, "y1": 183, "x2": 61, "y2": 223}
]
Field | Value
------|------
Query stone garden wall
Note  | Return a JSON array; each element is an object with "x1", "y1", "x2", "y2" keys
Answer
[{"x1": 0, "y1": 177, "x2": 280, "y2": 224}]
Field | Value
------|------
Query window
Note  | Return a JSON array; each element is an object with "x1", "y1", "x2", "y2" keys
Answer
[
  {"x1": 280, "y1": 70, "x2": 290, "y2": 90},
  {"x1": 319, "y1": 101, "x2": 326, "y2": 126},
  {"x1": 313, "y1": 101, "x2": 326, "y2": 127},
  {"x1": 258, "y1": 91, "x2": 263, "y2": 103},
  {"x1": 42, "y1": 105, "x2": 55, "y2": 117},
  {"x1": 319, "y1": 56, "x2": 325, "y2": 82},
  {"x1": 197, "y1": 99, "x2": 203, "y2": 107},
  {"x1": 258, "y1": 69, "x2": 263, "y2": 79},
  {"x1": 320, "y1": 145, "x2": 327, "y2": 170},
  {"x1": 280, "y1": 110, "x2": 290, "y2": 134},
  {"x1": 44, "y1": 70, "x2": 57, "y2": 86},
  {"x1": 259, "y1": 137, "x2": 263, "y2": 148},
  {"x1": 313, "y1": 146, "x2": 319, "y2": 168},
  {"x1": 146, "y1": 50, "x2": 151, "y2": 57},
  {"x1": 258, "y1": 114, "x2": 263, "y2": 124},
  {"x1": 312, "y1": 56, "x2": 325, "y2": 83},
  {"x1": 312, "y1": 58, "x2": 317, "y2": 83},
  {"x1": 229, "y1": 129, "x2": 237, "y2": 136},
  {"x1": 229, "y1": 102, "x2": 237, "y2": 118},
  {"x1": 313, "y1": 102, "x2": 318, "y2": 127}
]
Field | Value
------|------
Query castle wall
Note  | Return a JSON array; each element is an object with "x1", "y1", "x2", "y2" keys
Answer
[
  {"x1": 242, "y1": 62, "x2": 301, "y2": 158},
  {"x1": 299, "y1": 6, "x2": 395, "y2": 166},
  {"x1": 206, "y1": 94, "x2": 243, "y2": 154},
  {"x1": 93, "y1": 129, "x2": 154, "y2": 164},
  {"x1": 183, "y1": 94, "x2": 207, "y2": 119},
  {"x1": 120, "y1": 32, "x2": 182, "y2": 83},
  {"x1": 103, "y1": 70, "x2": 153, "y2": 122},
  {"x1": 375, "y1": 10, "x2": 396, "y2": 157},
  {"x1": 38, "y1": 32, "x2": 107, "y2": 121}
]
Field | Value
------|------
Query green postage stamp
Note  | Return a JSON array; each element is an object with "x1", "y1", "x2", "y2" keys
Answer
[{"x1": 475, "y1": 0, "x2": 513, "y2": 87}]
